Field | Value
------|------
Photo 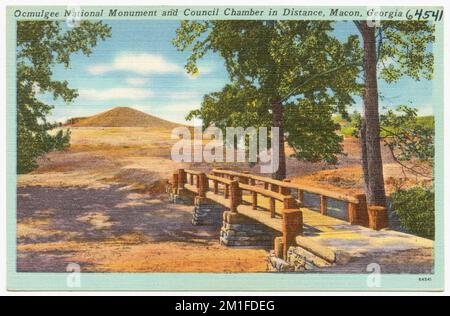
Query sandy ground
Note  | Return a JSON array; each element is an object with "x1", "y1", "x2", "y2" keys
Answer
[
  {"x1": 17, "y1": 127, "x2": 270, "y2": 272},
  {"x1": 17, "y1": 127, "x2": 430, "y2": 272},
  {"x1": 17, "y1": 187, "x2": 268, "y2": 272}
]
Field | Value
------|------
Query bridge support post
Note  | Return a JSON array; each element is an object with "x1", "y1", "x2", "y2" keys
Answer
[
  {"x1": 192, "y1": 196, "x2": 224, "y2": 225},
  {"x1": 220, "y1": 211, "x2": 277, "y2": 248},
  {"x1": 282, "y1": 208, "x2": 303, "y2": 260}
]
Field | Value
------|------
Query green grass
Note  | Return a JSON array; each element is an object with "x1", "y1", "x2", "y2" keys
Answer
[{"x1": 333, "y1": 114, "x2": 434, "y2": 137}]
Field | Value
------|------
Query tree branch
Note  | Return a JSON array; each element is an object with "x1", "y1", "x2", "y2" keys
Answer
[{"x1": 280, "y1": 61, "x2": 361, "y2": 102}]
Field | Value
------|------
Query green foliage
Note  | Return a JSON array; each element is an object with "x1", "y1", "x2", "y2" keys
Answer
[
  {"x1": 380, "y1": 106, "x2": 434, "y2": 174},
  {"x1": 416, "y1": 116, "x2": 435, "y2": 130},
  {"x1": 174, "y1": 21, "x2": 362, "y2": 164},
  {"x1": 391, "y1": 186, "x2": 435, "y2": 240},
  {"x1": 17, "y1": 21, "x2": 111, "y2": 173},
  {"x1": 377, "y1": 21, "x2": 435, "y2": 83},
  {"x1": 284, "y1": 101, "x2": 343, "y2": 163},
  {"x1": 334, "y1": 111, "x2": 361, "y2": 137},
  {"x1": 337, "y1": 109, "x2": 434, "y2": 145}
]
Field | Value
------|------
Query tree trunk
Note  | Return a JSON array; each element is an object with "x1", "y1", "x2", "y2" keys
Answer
[
  {"x1": 359, "y1": 119, "x2": 370, "y2": 193},
  {"x1": 272, "y1": 99, "x2": 286, "y2": 180},
  {"x1": 359, "y1": 22, "x2": 387, "y2": 207}
]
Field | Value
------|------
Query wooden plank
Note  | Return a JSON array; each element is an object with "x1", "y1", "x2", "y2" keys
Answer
[
  {"x1": 207, "y1": 174, "x2": 233, "y2": 185},
  {"x1": 205, "y1": 191, "x2": 231, "y2": 208},
  {"x1": 184, "y1": 183, "x2": 198, "y2": 194},
  {"x1": 212, "y1": 169, "x2": 360, "y2": 204},
  {"x1": 237, "y1": 205, "x2": 283, "y2": 232},
  {"x1": 283, "y1": 182, "x2": 360, "y2": 204},
  {"x1": 185, "y1": 169, "x2": 202, "y2": 175},
  {"x1": 239, "y1": 183, "x2": 287, "y2": 201}
]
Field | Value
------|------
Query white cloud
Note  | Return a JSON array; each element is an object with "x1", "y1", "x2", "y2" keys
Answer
[
  {"x1": 86, "y1": 53, "x2": 183, "y2": 75},
  {"x1": 169, "y1": 91, "x2": 202, "y2": 100},
  {"x1": 78, "y1": 87, "x2": 153, "y2": 101},
  {"x1": 125, "y1": 77, "x2": 148, "y2": 86},
  {"x1": 86, "y1": 65, "x2": 111, "y2": 75}
]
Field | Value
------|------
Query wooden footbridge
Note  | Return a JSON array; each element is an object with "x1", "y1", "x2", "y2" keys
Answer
[
  {"x1": 169, "y1": 169, "x2": 433, "y2": 272},
  {"x1": 170, "y1": 168, "x2": 385, "y2": 256}
]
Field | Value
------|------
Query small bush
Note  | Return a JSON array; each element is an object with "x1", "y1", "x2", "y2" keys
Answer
[{"x1": 391, "y1": 186, "x2": 435, "y2": 240}]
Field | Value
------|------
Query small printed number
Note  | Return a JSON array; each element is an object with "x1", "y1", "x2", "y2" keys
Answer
[{"x1": 419, "y1": 277, "x2": 432, "y2": 282}]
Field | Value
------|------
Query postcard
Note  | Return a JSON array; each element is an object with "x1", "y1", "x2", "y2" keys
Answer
[{"x1": 5, "y1": 5, "x2": 444, "y2": 291}]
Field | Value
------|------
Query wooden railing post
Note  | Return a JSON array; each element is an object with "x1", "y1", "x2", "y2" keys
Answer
[
  {"x1": 224, "y1": 184, "x2": 230, "y2": 199},
  {"x1": 269, "y1": 198, "x2": 276, "y2": 218},
  {"x1": 270, "y1": 183, "x2": 278, "y2": 217},
  {"x1": 282, "y1": 208, "x2": 303, "y2": 259},
  {"x1": 172, "y1": 172, "x2": 179, "y2": 194},
  {"x1": 189, "y1": 173, "x2": 193, "y2": 185},
  {"x1": 297, "y1": 190, "x2": 304, "y2": 207},
  {"x1": 281, "y1": 179, "x2": 291, "y2": 195},
  {"x1": 198, "y1": 173, "x2": 207, "y2": 198},
  {"x1": 368, "y1": 205, "x2": 388, "y2": 230},
  {"x1": 213, "y1": 180, "x2": 219, "y2": 194},
  {"x1": 178, "y1": 169, "x2": 186, "y2": 190},
  {"x1": 270, "y1": 183, "x2": 279, "y2": 193},
  {"x1": 240, "y1": 171, "x2": 250, "y2": 184},
  {"x1": 250, "y1": 178, "x2": 257, "y2": 210},
  {"x1": 347, "y1": 194, "x2": 368, "y2": 226},
  {"x1": 348, "y1": 201, "x2": 358, "y2": 225},
  {"x1": 230, "y1": 180, "x2": 241, "y2": 213},
  {"x1": 283, "y1": 197, "x2": 297, "y2": 210},
  {"x1": 320, "y1": 195, "x2": 327, "y2": 215}
]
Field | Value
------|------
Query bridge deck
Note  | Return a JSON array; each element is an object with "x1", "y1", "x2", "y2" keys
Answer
[
  {"x1": 239, "y1": 192, "x2": 433, "y2": 269},
  {"x1": 237, "y1": 205, "x2": 283, "y2": 232}
]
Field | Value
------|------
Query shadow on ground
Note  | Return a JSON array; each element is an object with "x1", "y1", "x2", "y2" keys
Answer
[{"x1": 17, "y1": 184, "x2": 224, "y2": 272}]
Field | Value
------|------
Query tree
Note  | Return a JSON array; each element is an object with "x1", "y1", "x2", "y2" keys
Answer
[
  {"x1": 353, "y1": 20, "x2": 434, "y2": 206},
  {"x1": 174, "y1": 21, "x2": 361, "y2": 179},
  {"x1": 380, "y1": 105, "x2": 434, "y2": 179},
  {"x1": 17, "y1": 21, "x2": 111, "y2": 173}
]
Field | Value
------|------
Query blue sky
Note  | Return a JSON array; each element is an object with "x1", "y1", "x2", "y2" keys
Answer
[{"x1": 40, "y1": 20, "x2": 434, "y2": 124}]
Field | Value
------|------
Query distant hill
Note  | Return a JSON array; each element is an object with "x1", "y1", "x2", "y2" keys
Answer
[{"x1": 71, "y1": 107, "x2": 181, "y2": 128}]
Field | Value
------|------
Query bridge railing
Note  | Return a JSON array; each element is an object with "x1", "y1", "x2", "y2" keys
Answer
[
  {"x1": 212, "y1": 169, "x2": 368, "y2": 226},
  {"x1": 170, "y1": 168, "x2": 307, "y2": 257}
]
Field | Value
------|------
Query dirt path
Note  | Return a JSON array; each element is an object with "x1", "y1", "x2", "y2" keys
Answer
[{"x1": 17, "y1": 184, "x2": 268, "y2": 272}]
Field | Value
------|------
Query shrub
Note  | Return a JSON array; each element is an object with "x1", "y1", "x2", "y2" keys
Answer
[{"x1": 391, "y1": 186, "x2": 435, "y2": 240}]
